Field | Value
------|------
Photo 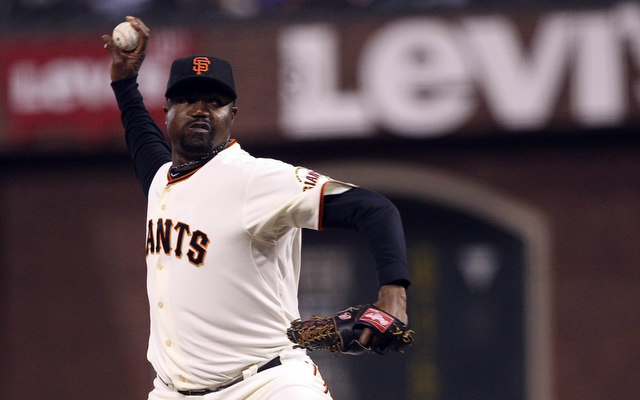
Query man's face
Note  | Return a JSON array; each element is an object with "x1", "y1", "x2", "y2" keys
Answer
[{"x1": 164, "y1": 90, "x2": 237, "y2": 160}]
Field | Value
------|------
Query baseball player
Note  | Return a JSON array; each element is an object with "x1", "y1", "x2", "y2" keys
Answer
[{"x1": 103, "y1": 16, "x2": 410, "y2": 400}]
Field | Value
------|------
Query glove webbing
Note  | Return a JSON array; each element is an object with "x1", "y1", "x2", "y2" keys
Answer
[
  {"x1": 293, "y1": 316, "x2": 341, "y2": 353},
  {"x1": 392, "y1": 326, "x2": 415, "y2": 345}
]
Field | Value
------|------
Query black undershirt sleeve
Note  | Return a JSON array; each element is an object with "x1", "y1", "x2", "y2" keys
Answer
[
  {"x1": 322, "y1": 187, "x2": 410, "y2": 288},
  {"x1": 111, "y1": 75, "x2": 172, "y2": 197}
]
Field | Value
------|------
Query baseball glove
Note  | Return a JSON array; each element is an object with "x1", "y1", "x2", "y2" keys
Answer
[{"x1": 287, "y1": 304, "x2": 415, "y2": 355}]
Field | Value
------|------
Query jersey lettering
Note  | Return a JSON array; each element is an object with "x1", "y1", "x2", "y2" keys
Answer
[
  {"x1": 303, "y1": 170, "x2": 321, "y2": 191},
  {"x1": 295, "y1": 167, "x2": 324, "y2": 192},
  {"x1": 173, "y1": 222, "x2": 190, "y2": 258},
  {"x1": 146, "y1": 219, "x2": 155, "y2": 255},
  {"x1": 146, "y1": 218, "x2": 210, "y2": 267},
  {"x1": 187, "y1": 230, "x2": 209, "y2": 266},
  {"x1": 156, "y1": 219, "x2": 173, "y2": 254}
]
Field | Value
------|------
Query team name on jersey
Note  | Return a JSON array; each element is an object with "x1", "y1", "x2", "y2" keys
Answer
[
  {"x1": 295, "y1": 167, "x2": 323, "y2": 192},
  {"x1": 146, "y1": 218, "x2": 209, "y2": 267}
]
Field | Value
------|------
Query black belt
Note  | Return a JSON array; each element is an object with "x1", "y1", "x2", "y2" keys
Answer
[{"x1": 177, "y1": 356, "x2": 281, "y2": 396}]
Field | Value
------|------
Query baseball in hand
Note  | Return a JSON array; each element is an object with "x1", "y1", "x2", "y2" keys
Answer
[{"x1": 112, "y1": 21, "x2": 139, "y2": 52}]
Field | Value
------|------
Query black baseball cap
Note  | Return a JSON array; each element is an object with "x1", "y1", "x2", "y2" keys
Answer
[{"x1": 165, "y1": 55, "x2": 237, "y2": 100}]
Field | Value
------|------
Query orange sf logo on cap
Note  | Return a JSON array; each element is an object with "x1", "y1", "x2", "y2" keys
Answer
[{"x1": 192, "y1": 57, "x2": 211, "y2": 75}]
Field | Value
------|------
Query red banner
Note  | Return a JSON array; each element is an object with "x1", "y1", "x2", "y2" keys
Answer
[{"x1": 0, "y1": 29, "x2": 201, "y2": 148}]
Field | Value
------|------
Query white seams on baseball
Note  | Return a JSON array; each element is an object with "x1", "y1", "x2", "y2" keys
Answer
[{"x1": 112, "y1": 21, "x2": 139, "y2": 52}]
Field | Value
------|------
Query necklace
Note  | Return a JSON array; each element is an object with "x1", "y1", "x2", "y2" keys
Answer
[{"x1": 169, "y1": 140, "x2": 230, "y2": 177}]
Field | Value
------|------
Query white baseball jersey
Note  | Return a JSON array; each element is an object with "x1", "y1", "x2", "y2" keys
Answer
[{"x1": 144, "y1": 141, "x2": 351, "y2": 390}]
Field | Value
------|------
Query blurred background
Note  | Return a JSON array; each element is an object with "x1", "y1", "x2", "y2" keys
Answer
[{"x1": 1, "y1": 1, "x2": 639, "y2": 399}]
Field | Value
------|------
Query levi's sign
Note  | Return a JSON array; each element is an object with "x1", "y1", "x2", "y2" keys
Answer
[
  {"x1": 278, "y1": 3, "x2": 640, "y2": 139},
  {"x1": 2, "y1": 30, "x2": 198, "y2": 147}
]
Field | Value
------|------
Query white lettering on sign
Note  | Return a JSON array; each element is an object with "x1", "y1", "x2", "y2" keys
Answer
[
  {"x1": 570, "y1": 11, "x2": 625, "y2": 125},
  {"x1": 278, "y1": 3, "x2": 640, "y2": 139},
  {"x1": 8, "y1": 58, "x2": 167, "y2": 115},
  {"x1": 9, "y1": 58, "x2": 115, "y2": 114},
  {"x1": 7, "y1": 30, "x2": 189, "y2": 117},
  {"x1": 360, "y1": 18, "x2": 475, "y2": 136},
  {"x1": 278, "y1": 25, "x2": 373, "y2": 137},
  {"x1": 462, "y1": 14, "x2": 570, "y2": 129}
]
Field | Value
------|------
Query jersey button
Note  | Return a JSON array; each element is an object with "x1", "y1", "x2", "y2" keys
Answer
[
  {"x1": 179, "y1": 376, "x2": 186, "y2": 383},
  {"x1": 157, "y1": 302, "x2": 164, "y2": 309},
  {"x1": 157, "y1": 264, "x2": 164, "y2": 270},
  {"x1": 165, "y1": 340, "x2": 172, "y2": 347},
  {"x1": 161, "y1": 204, "x2": 167, "y2": 210}
]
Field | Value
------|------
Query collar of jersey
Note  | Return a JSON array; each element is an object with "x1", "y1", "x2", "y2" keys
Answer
[{"x1": 167, "y1": 139, "x2": 237, "y2": 184}]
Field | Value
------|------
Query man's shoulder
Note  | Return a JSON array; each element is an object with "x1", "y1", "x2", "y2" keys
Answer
[{"x1": 224, "y1": 143, "x2": 293, "y2": 170}]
